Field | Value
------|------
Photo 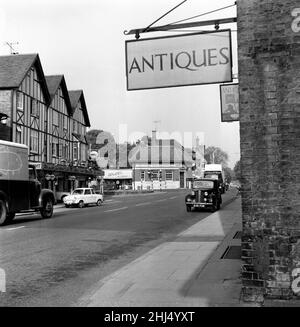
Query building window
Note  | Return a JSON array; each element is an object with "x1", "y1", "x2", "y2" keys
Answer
[
  {"x1": 53, "y1": 111, "x2": 59, "y2": 127},
  {"x1": 31, "y1": 99, "x2": 39, "y2": 117},
  {"x1": 151, "y1": 170, "x2": 159, "y2": 181},
  {"x1": 166, "y1": 170, "x2": 173, "y2": 181},
  {"x1": 73, "y1": 143, "x2": 78, "y2": 161},
  {"x1": 52, "y1": 137, "x2": 59, "y2": 157},
  {"x1": 141, "y1": 171, "x2": 145, "y2": 181},
  {"x1": 73, "y1": 120, "x2": 77, "y2": 132},
  {"x1": 30, "y1": 130, "x2": 39, "y2": 153},
  {"x1": 62, "y1": 142, "x2": 68, "y2": 159},
  {"x1": 59, "y1": 143, "x2": 63, "y2": 158},
  {"x1": 63, "y1": 115, "x2": 68, "y2": 130},
  {"x1": 16, "y1": 125, "x2": 22, "y2": 143},
  {"x1": 16, "y1": 92, "x2": 23, "y2": 110},
  {"x1": 81, "y1": 143, "x2": 86, "y2": 162}
]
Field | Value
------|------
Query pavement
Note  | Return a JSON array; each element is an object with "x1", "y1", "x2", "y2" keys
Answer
[{"x1": 78, "y1": 196, "x2": 245, "y2": 307}]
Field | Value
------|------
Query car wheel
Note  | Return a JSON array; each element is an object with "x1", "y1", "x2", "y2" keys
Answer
[
  {"x1": 186, "y1": 205, "x2": 192, "y2": 212},
  {"x1": 0, "y1": 199, "x2": 9, "y2": 226},
  {"x1": 78, "y1": 201, "x2": 84, "y2": 209},
  {"x1": 40, "y1": 198, "x2": 54, "y2": 218},
  {"x1": 96, "y1": 199, "x2": 103, "y2": 206}
]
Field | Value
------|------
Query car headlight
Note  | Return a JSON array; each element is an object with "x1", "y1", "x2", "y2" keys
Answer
[{"x1": 204, "y1": 192, "x2": 208, "y2": 196}]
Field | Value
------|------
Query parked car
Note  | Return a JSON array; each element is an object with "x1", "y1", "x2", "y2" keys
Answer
[
  {"x1": 63, "y1": 188, "x2": 103, "y2": 208},
  {"x1": 55, "y1": 191, "x2": 70, "y2": 203},
  {"x1": 185, "y1": 178, "x2": 222, "y2": 212}
]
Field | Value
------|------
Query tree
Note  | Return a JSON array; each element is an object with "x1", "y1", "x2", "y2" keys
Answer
[
  {"x1": 233, "y1": 160, "x2": 241, "y2": 181},
  {"x1": 86, "y1": 129, "x2": 137, "y2": 169},
  {"x1": 204, "y1": 146, "x2": 229, "y2": 167},
  {"x1": 86, "y1": 129, "x2": 104, "y2": 151}
]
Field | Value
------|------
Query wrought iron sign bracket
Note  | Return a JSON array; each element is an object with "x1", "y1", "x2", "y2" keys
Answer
[{"x1": 124, "y1": 17, "x2": 237, "y2": 39}]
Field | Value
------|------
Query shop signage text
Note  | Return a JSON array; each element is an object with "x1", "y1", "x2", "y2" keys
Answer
[{"x1": 126, "y1": 30, "x2": 232, "y2": 90}]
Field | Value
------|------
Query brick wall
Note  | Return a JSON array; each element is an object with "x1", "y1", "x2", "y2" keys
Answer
[{"x1": 237, "y1": 0, "x2": 300, "y2": 302}]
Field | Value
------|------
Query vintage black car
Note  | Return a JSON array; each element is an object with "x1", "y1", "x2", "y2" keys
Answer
[{"x1": 185, "y1": 178, "x2": 222, "y2": 212}]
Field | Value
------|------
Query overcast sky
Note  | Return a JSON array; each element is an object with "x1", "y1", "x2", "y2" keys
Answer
[{"x1": 0, "y1": 0, "x2": 240, "y2": 168}]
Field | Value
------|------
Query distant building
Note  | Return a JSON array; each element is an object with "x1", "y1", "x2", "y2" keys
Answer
[
  {"x1": 129, "y1": 131, "x2": 205, "y2": 190},
  {"x1": 102, "y1": 169, "x2": 133, "y2": 190},
  {"x1": 0, "y1": 54, "x2": 98, "y2": 196}
]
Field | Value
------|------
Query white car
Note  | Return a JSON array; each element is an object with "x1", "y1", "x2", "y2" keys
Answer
[
  {"x1": 56, "y1": 191, "x2": 70, "y2": 203},
  {"x1": 63, "y1": 188, "x2": 103, "y2": 208}
]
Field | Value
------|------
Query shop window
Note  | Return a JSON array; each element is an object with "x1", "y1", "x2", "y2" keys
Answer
[
  {"x1": 151, "y1": 170, "x2": 159, "y2": 181},
  {"x1": 166, "y1": 171, "x2": 173, "y2": 181}
]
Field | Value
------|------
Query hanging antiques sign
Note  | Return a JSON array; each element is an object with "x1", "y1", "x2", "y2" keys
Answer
[
  {"x1": 125, "y1": 30, "x2": 233, "y2": 90},
  {"x1": 220, "y1": 83, "x2": 239, "y2": 122}
]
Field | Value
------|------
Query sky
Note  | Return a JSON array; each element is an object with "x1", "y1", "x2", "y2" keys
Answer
[{"x1": 0, "y1": 0, "x2": 240, "y2": 168}]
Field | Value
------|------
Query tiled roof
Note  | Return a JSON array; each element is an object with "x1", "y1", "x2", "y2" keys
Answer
[
  {"x1": 0, "y1": 53, "x2": 50, "y2": 103},
  {"x1": 69, "y1": 90, "x2": 82, "y2": 110},
  {"x1": 45, "y1": 75, "x2": 73, "y2": 115},
  {"x1": 0, "y1": 54, "x2": 37, "y2": 88},
  {"x1": 69, "y1": 90, "x2": 91, "y2": 127},
  {"x1": 45, "y1": 75, "x2": 62, "y2": 99}
]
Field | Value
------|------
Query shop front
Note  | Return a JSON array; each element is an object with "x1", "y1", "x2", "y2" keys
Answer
[
  {"x1": 35, "y1": 162, "x2": 100, "y2": 200},
  {"x1": 103, "y1": 169, "x2": 132, "y2": 190}
]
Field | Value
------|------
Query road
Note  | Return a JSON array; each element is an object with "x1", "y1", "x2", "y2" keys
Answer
[{"x1": 0, "y1": 188, "x2": 237, "y2": 306}]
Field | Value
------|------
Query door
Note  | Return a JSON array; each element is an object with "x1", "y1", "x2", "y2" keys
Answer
[
  {"x1": 84, "y1": 189, "x2": 92, "y2": 204},
  {"x1": 90, "y1": 189, "x2": 98, "y2": 203},
  {"x1": 180, "y1": 172, "x2": 185, "y2": 188}
]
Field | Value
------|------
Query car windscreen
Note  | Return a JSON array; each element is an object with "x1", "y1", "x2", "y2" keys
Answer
[
  {"x1": 204, "y1": 174, "x2": 219, "y2": 180},
  {"x1": 193, "y1": 180, "x2": 214, "y2": 189},
  {"x1": 72, "y1": 189, "x2": 84, "y2": 195}
]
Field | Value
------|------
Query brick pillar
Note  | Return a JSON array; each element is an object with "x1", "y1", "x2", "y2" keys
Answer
[{"x1": 237, "y1": 0, "x2": 300, "y2": 302}]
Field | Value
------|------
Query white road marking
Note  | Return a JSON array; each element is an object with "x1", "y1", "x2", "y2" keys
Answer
[
  {"x1": 5, "y1": 226, "x2": 26, "y2": 231},
  {"x1": 135, "y1": 202, "x2": 151, "y2": 207},
  {"x1": 105, "y1": 200, "x2": 122, "y2": 204},
  {"x1": 140, "y1": 192, "x2": 167, "y2": 196},
  {"x1": 156, "y1": 199, "x2": 167, "y2": 202},
  {"x1": 104, "y1": 207, "x2": 128, "y2": 213},
  {"x1": 168, "y1": 196, "x2": 178, "y2": 199}
]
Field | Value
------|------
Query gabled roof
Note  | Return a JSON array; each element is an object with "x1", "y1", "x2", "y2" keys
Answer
[
  {"x1": 0, "y1": 53, "x2": 50, "y2": 104},
  {"x1": 45, "y1": 75, "x2": 73, "y2": 115},
  {"x1": 69, "y1": 90, "x2": 90, "y2": 127}
]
